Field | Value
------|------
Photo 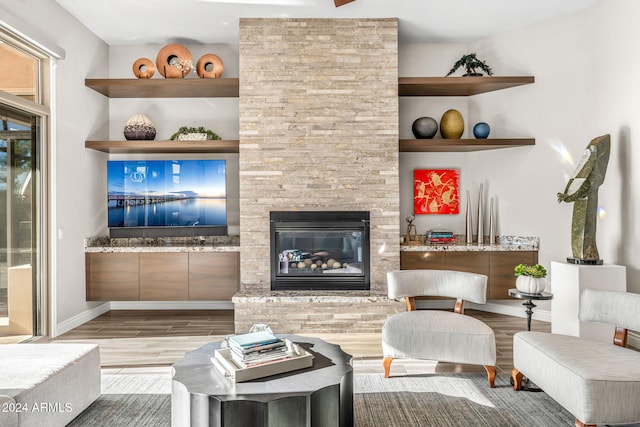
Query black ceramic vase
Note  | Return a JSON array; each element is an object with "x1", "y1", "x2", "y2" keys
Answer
[{"x1": 412, "y1": 117, "x2": 438, "y2": 139}]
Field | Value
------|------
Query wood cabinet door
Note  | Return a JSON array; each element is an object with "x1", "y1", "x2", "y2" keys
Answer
[
  {"x1": 489, "y1": 251, "x2": 537, "y2": 300},
  {"x1": 139, "y1": 253, "x2": 189, "y2": 301},
  {"x1": 86, "y1": 253, "x2": 139, "y2": 301},
  {"x1": 445, "y1": 251, "x2": 490, "y2": 276},
  {"x1": 188, "y1": 252, "x2": 239, "y2": 301},
  {"x1": 400, "y1": 251, "x2": 446, "y2": 270}
]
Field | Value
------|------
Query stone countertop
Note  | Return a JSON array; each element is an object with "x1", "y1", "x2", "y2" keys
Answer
[
  {"x1": 84, "y1": 235, "x2": 240, "y2": 253},
  {"x1": 401, "y1": 235, "x2": 539, "y2": 252}
]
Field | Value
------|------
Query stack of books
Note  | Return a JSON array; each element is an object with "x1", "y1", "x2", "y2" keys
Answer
[
  {"x1": 427, "y1": 230, "x2": 456, "y2": 244},
  {"x1": 227, "y1": 331, "x2": 290, "y2": 368}
]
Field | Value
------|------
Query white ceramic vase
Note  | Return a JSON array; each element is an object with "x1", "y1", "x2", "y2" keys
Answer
[{"x1": 515, "y1": 275, "x2": 547, "y2": 294}]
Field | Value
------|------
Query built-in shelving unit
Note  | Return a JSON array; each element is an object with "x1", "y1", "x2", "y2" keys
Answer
[
  {"x1": 85, "y1": 78, "x2": 239, "y2": 98},
  {"x1": 398, "y1": 76, "x2": 535, "y2": 151},
  {"x1": 85, "y1": 140, "x2": 239, "y2": 154},
  {"x1": 398, "y1": 76, "x2": 534, "y2": 96},
  {"x1": 84, "y1": 76, "x2": 535, "y2": 153},
  {"x1": 399, "y1": 138, "x2": 535, "y2": 152}
]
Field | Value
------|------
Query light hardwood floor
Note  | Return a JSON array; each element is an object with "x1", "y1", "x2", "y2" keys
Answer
[{"x1": 51, "y1": 308, "x2": 549, "y2": 376}]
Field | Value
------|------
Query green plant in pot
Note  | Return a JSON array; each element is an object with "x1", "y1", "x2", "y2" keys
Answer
[
  {"x1": 514, "y1": 263, "x2": 547, "y2": 294},
  {"x1": 170, "y1": 126, "x2": 221, "y2": 141},
  {"x1": 446, "y1": 53, "x2": 493, "y2": 77}
]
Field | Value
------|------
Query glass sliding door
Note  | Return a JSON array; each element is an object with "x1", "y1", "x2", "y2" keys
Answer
[{"x1": 0, "y1": 102, "x2": 41, "y2": 340}]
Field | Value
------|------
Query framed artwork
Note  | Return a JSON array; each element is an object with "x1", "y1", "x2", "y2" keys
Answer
[{"x1": 414, "y1": 169, "x2": 460, "y2": 214}]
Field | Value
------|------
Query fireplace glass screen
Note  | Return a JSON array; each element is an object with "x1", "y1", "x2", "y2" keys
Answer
[{"x1": 270, "y1": 211, "x2": 370, "y2": 290}]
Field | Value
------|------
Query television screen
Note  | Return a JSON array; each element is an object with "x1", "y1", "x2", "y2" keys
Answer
[{"x1": 107, "y1": 160, "x2": 227, "y2": 233}]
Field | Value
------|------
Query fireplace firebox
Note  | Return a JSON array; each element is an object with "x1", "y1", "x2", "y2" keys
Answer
[{"x1": 270, "y1": 211, "x2": 370, "y2": 291}]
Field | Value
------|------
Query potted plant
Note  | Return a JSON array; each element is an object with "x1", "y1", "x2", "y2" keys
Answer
[
  {"x1": 446, "y1": 53, "x2": 493, "y2": 77},
  {"x1": 170, "y1": 126, "x2": 221, "y2": 141},
  {"x1": 514, "y1": 263, "x2": 547, "y2": 294}
]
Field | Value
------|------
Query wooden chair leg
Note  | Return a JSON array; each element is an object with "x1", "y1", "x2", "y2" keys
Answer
[
  {"x1": 383, "y1": 357, "x2": 393, "y2": 378},
  {"x1": 484, "y1": 366, "x2": 496, "y2": 388},
  {"x1": 575, "y1": 420, "x2": 596, "y2": 427},
  {"x1": 511, "y1": 368, "x2": 524, "y2": 390}
]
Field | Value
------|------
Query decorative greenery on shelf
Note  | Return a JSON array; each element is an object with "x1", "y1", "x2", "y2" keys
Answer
[
  {"x1": 169, "y1": 126, "x2": 221, "y2": 140},
  {"x1": 514, "y1": 263, "x2": 547, "y2": 278},
  {"x1": 446, "y1": 53, "x2": 493, "y2": 77}
]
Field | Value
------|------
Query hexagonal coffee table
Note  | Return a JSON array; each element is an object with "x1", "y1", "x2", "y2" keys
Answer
[{"x1": 171, "y1": 334, "x2": 353, "y2": 427}]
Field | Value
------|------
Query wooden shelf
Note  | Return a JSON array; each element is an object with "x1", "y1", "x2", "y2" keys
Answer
[
  {"x1": 85, "y1": 78, "x2": 239, "y2": 98},
  {"x1": 399, "y1": 138, "x2": 535, "y2": 152},
  {"x1": 85, "y1": 140, "x2": 239, "y2": 154},
  {"x1": 398, "y1": 76, "x2": 534, "y2": 96}
]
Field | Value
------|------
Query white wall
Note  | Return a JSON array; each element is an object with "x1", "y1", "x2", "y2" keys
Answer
[
  {"x1": 466, "y1": 0, "x2": 640, "y2": 294},
  {"x1": 0, "y1": 0, "x2": 109, "y2": 332},
  {"x1": 399, "y1": 1, "x2": 640, "y2": 296}
]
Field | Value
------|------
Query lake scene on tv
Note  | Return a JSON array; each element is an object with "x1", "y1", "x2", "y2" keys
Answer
[{"x1": 107, "y1": 160, "x2": 227, "y2": 229}]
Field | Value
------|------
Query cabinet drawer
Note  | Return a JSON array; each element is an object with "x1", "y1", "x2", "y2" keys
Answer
[
  {"x1": 400, "y1": 251, "x2": 446, "y2": 270},
  {"x1": 489, "y1": 251, "x2": 538, "y2": 300},
  {"x1": 86, "y1": 253, "x2": 139, "y2": 301},
  {"x1": 445, "y1": 251, "x2": 489, "y2": 276},
  {"x1": 189, "y1": 252, "x2": 239, "y2": 301},
  {"x1": 139, "y1": 253, "x2": 189, "y2": 301}
]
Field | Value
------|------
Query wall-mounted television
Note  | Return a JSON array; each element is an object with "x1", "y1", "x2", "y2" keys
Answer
[{"x1": 107, "y1": 159, "x2": 228, "y2": 237}]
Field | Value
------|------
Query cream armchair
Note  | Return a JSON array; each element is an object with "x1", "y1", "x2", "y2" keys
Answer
[{"x1": 382, "y1": 269, "x2": 497, "y2": 387}]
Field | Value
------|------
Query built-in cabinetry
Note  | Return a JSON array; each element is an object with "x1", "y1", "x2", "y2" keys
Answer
[
  {"x1": 400, "y1": 249, "x2": 538, "y2": 300},
  {"x1": 84, "y1": 76, "x2": 534, "y2": 153},
  {"x1": 85, "y1": 252, "x2": 239, "y2": 301}
]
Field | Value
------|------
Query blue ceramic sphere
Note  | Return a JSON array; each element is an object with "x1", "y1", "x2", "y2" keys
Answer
[{"x1": 473, "y1": 122, "x2": 490, "y2": 139}]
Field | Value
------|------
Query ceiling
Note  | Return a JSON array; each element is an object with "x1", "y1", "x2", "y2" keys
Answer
[{"x1": 54, "y1": 0, "x2": 596, "y2": 46}]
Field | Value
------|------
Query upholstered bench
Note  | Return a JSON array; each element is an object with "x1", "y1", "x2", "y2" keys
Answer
[
  {"x1": 512, "y1": 289, "x2": 640, "y2": 427},
  {"x1": 0, "y1": 343, "x2": 101, "y2": 427}
]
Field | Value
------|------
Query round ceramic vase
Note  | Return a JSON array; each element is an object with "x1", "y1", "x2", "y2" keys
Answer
[
  {"x1": 156, "y1": 43, "x2": 193, "y2": 78},
  {"x1": 473, "y1": 122, "x2": 491, "y2": 139},
  {"x1": 440, "y1": 109, "x2": 464, "y2": 139},
  {"x1": 123, "y1": 114, "x2": 156, "y2": 140},
  {"x1": 515, "y1": 276, "x2": 546, "y2": 294},
  {"x1": 411, "y1": 117, "x2": 438, "y2": 139}
]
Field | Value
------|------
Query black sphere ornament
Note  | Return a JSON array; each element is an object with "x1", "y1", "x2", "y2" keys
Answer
[{"x1": 412, "y1": 117, "x2": 438, "y2": 139}]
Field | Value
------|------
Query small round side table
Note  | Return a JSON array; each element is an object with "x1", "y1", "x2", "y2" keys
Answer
[{"x1": 508, "y1": 288, "x2": 553, "y2": 332}]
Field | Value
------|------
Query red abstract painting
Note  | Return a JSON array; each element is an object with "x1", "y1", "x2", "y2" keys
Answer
[{"x1": 414, "y1": 169, "x2": 460, "y2": 214}]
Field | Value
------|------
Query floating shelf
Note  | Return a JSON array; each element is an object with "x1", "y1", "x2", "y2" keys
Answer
[
  {"x1": 85, "y1": 78, "x2": 240, "y2": 98},
  {"x1": 398, "y1": 76, "x2": 535, "y2": 97},
  {"x1": 399, "y1": 138, "x2": 535, "y2": 152},
  {"x1": 85, "y1": 140, "x2": 239, "y2": 154}
]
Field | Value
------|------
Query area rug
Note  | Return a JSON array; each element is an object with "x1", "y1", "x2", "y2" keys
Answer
[
  {"x1": 354, "y1": 373, "x2": 574, "y2": 426},
  {"x1": 68, "y1": 373, "x2": 575, "y2": 426}
]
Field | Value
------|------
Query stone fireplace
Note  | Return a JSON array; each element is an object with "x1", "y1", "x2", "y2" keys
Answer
[{"x1": 233, "y1": 18, "x2": 403, "y2": 333}]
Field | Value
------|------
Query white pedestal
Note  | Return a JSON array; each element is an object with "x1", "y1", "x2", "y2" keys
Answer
[{"x1": 551, "y1": 261, "x2": 626, "y2": 343}]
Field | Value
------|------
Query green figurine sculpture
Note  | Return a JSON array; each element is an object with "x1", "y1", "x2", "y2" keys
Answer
[{"x1": 557, "y1": 134, "x2": 610, "y2": 265}]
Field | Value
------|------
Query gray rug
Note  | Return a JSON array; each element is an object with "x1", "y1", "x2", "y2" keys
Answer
[
  {"x1": 68, "y1": 373, "x2": 575, "y2": 426},
  {"x1": 355, "y1": 373, "x2": 574, "y2": 426}
]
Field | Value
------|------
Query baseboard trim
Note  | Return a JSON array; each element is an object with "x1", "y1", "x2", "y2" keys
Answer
[
  {"x1": 53, "y1": 302, "x2": 111, "y2": 337},
  {"x1": 109, "y1": 301, "x2": 234, "y2": 310},
  {"x1": 415, "y1": 299, "x2": 551, "y2": 323}
]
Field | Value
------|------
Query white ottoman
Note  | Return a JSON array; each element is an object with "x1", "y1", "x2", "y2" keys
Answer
[{"x1": 0, "y1": 343, "x2": 101, "y2": 427}]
